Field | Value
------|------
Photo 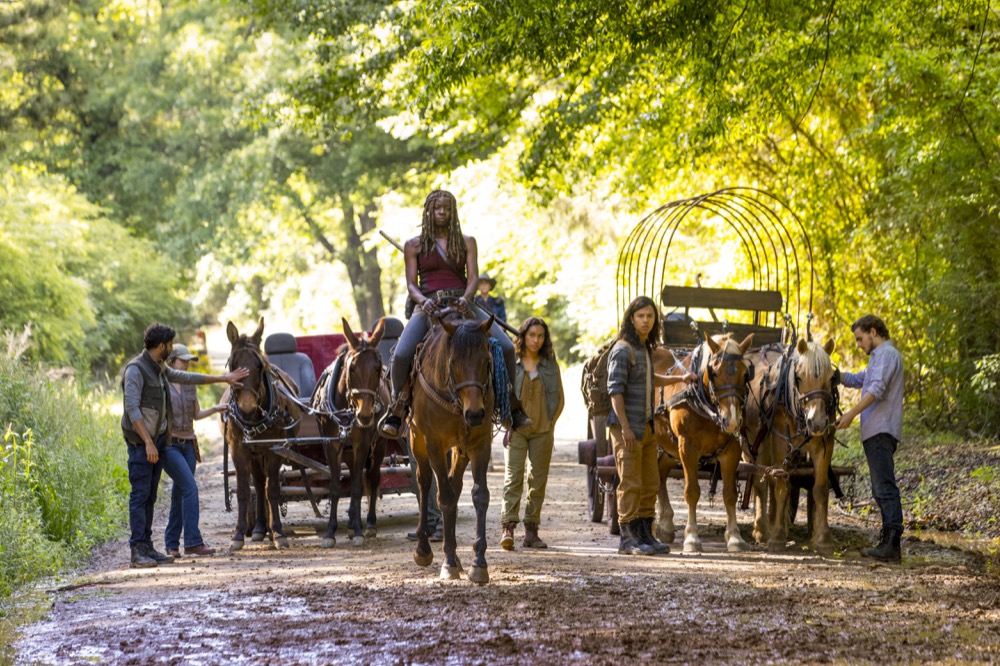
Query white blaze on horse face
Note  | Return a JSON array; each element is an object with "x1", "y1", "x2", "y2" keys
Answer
[{"x1": 722, "y1": 399, "x2": 741, "y2": 434}]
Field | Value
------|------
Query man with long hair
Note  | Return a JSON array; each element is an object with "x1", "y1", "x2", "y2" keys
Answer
[
  {"x1": 607, "y1": 296, "x2": 695, "y2": 556},
  {"x1": 836, "y1": 314, "x2": 904, "y2": 561},
  {"x1": 380, "y1": 190, "x2": 530, "y2": 439}
]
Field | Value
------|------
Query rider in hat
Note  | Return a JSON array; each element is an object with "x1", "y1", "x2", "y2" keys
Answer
[{"x1": 474, "y1": 273, "x2": 507, "y2": 323}]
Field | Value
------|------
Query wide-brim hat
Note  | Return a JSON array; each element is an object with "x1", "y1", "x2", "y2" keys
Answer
[
  {"x1": 477, "y1": 273, "x2": 496, "y2": 288},
  {"x1": 168, "y1": 344, "x2": 197, "y2": 362}
]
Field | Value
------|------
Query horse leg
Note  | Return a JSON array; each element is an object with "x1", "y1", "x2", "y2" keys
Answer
[
  {"x1": 680, "y1": 446, "x2": 704, "y2": 553},
  {"x1": 720, "y1": 445, "x2": 748, "y2": 552},
  {"x1": 768, "y1": 474, "x2": 790, "y2": 552},
  {"x1": 266, "y1": 457, "x2": 288, "y2": 549},
  {"x1": 249, "y1": 460, "x2": 268, "y2": 541},
  {"x1": 411, "y1": 430, "x2": 434, "y2": 567},
  {"x1": 655, "y1": 455, "x2": 676, "y2": 543},
  {"x1": 230, "y1": 441, "x2": 250, "y2": 551},
  {"x1": 468, "y1": 445, "x2": 491, "y2": 585},
  {"x1": 437, "y1": 449, "x2": 465, "y2": 580},
  {"x1": 752, "y1": 473, "x2": 768, "y2": 545},
  {"x1": 321, "y1": 442, "x2": 343, "y2": 549},
  {"x1": 810, "y1": 438, "x2": 835, "y2": 556},
  {"x1": 347, "y1": 441, "x2": 366, "y2": 547},
  {"x1": 364, "y1": 436, "x2": 384, "y2": 538}
]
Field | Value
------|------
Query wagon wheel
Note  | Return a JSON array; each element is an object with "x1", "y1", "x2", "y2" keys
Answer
[
  {"x1": 587, "y1": 464, "x2": 605, "y2": 523},
  {"x1": 607, "y1": 478, "x2": 620, "y2": 535}
]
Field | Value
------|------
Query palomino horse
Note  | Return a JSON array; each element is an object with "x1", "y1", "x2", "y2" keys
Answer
[
  {"x1": 311, "y1": 318, "x2": 388, "y2": 548},
  {"x1": 223, "y1": 318, "x2": 302, "y2": 550},
  {"x1": 652, "y1": 332, "x2": 754, "y2": 553},
  {"x1": 745, "y1": 338, "x2": 838, "y2": 555},
  {"x1": 409, "y1": 313, "x2": 495, "y2": 584}
]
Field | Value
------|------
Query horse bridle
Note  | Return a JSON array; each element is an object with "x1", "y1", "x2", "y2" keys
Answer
[
  {"x1": 341, "y1": 346, "x2": 385, "y2": 420},
  {"x1": 705, "y1": 352, "x2": 751, "y2": 405},
  {"x1": 225, "y1": 346, "x2": 299, "y2": 439},
  {"x1": 416, "y1": 325, "x2": 493, "y2": 417}
]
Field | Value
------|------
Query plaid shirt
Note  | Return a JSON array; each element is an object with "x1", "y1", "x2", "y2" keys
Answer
[{"x1": 606, "y1": 341, "x2": 653, "y2": 431}]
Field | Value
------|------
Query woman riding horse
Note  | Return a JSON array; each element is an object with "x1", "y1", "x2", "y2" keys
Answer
[{"x1": 379, "y1": 189, "x2": 529, "y2": 438}]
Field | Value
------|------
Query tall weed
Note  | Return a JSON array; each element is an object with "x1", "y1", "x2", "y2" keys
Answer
[{"x1": 0, "y1": 359, "x2": 127, "y2": 604}]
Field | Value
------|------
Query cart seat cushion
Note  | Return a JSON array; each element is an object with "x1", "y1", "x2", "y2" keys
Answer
[
  {"x1": 374, "y1": 316, "x2": 404, "y2": 366},
  {"x1": 264, "y1": 333, "x2": 316, "y2": 399}
]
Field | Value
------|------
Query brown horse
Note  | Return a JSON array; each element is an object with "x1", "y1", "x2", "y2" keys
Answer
[
  {"x1": 223, "y1": 318, "x2": 302, "y2": 550},
  {"x1": 409, "y1": 313, "x2": 495, "y2": 584},
  {"x1": 745, "y1": 338, "x2": 838, "y2": 555},
  {"x1": 652, "y1": 332, "x2": 754, "y2": 553},
  {"x1": 312, "y1": 318, "x2": 388, "y2": 548}
]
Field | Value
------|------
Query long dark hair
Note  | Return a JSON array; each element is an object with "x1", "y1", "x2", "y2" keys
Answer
[
  {"x1": 418, "y1": 189, "x2": 465, "y2": 265},
  {"x1": 617, "y1": 296, "x2": 660, "y2": 353},
  {"x1": 514, "y1": 317, "x2": 555, "y2": 361}
]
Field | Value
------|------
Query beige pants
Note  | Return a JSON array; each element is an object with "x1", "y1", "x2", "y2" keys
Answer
[
  {"x1": 501, "y1": 429, "x2": 554, "y2": 524},
  {"x1": 611, "y1": 424, "x2": 658, "y2": 524}
]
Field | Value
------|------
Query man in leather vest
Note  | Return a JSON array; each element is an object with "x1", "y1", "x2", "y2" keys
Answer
[{"x1": 121, "y1": 323, "x2": 248, "y2": 568}]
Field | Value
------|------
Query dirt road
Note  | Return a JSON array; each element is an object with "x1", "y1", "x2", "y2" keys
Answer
[{"x1": 14, "y1": 377, "x2": 1000, "y2": 665}]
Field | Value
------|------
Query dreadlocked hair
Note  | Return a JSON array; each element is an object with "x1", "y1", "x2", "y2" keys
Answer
[{"x1": 419, "y1": 190, "x2": 466, "y2": 265}]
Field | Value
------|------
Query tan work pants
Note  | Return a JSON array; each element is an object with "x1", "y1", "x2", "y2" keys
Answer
[
  {"x1": 611, "y1": 423, "x2": 658, "y2": 524},
  {"x1": 501, "y1": 429, "x2": 554, "y2": 525}
]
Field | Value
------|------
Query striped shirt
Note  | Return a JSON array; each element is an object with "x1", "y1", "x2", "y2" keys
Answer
[{"x1": 841, "y1": 339, "x2": 904, "y2": 442}]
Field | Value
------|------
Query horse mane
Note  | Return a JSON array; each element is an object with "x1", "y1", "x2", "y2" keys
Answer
[
  {"x1": 795, "y1": 340, "x2": 833, "y2": 381},
  {"x1": 424, "y1": 319, "x2": 489, "y2": 388}
]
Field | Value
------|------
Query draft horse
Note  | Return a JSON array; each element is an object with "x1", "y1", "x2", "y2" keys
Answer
[
  {"x1": 311, "y1": 318, "x2": 388, "y2": 548},
  {"x1": 745, "y1": 337, "x2": 839, "y2": 555},
  {"x1": 409, "y1": 312, "x2": 495, "y2": 584},
  {"x1": 652, "y1": 332, "x2": 754, "y2": 553},
  {"x1": 223, "y1": 318, "x2": 303, "y2": 550}
]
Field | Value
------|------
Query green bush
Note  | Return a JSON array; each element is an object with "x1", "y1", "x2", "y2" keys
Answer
[{"x1": 0, "y1": 359, "x2": 127, "y2": 605}]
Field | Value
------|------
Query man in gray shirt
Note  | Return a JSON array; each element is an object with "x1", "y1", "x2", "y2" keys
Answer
[
  {"x1": 836, "y1": 314, "x2": 904, "y2": 562},
  {"x1": 121, "y1": 323, "x2": 247, "y2": 568}
]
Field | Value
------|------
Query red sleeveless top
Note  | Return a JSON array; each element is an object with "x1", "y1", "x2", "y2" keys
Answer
[{"x1": 417, "y1": 248, "x2": 467, "y2": 294}]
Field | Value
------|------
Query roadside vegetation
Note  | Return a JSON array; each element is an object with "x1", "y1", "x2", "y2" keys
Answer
[{"x1": 0, "y1": 348, "x2": 127, "y2": 606}]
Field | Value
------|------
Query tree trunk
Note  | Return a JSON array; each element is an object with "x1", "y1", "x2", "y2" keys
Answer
[{"x1": 339, "y1": 195, "x2": 385, "y2": 328}]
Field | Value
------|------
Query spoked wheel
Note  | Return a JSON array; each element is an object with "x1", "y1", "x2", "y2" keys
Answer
[
  {"x1": 588, "y1": 465, "x2": 605, "y2": 523},
  {"x1": 607, "y1": 478, "x2": 620, "y2": 536}
]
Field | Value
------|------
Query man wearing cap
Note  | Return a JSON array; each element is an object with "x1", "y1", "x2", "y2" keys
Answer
[
  {"x1": 163, "y1": 343, "x2": 229, "y2": 560},
  {"x1": 474, "y1": 273, "x2": 507, "y2": 323},
  {"x1": 121, "y1": 323, "x2": 247, "y2": 568}
]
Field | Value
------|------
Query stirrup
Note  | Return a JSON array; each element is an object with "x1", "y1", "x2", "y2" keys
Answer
[{"x1": 379, "y1": 413, "x2": 402, "y2": 439}]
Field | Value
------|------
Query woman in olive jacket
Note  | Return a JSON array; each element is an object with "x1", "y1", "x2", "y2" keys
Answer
[{"x1": 501, "y1": 317, "x2": 564, "y2": 550}]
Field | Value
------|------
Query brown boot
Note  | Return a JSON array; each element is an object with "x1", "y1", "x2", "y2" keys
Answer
[
  {"x1": 523, "y1": 522, "x2": 548, "y2": 549},
  {"x1": 500, "y1": 522, "x2": 517, "y2": 550}
]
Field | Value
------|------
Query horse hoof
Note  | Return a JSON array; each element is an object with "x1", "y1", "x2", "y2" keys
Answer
[
  {"x1": 363, "y1": 527, "x2": 377, "y2": 538},
  {"x1": 274, "y1": 537, "x2": 289, "y2": 550},
  {"x1": 727, "y1": 539, "x2": 749, "y2": 553},
  {"x1": 468, "y1": 566, "x2": 489, "y2": 585},
  {"x1": 683, "y1": 539, "x2": 703, "y2": 554},
  {"x1": 655, "y1": 525, "x2": 675, "y2": 544},
  {"x1": 351, "y1": 536, "x2": 365, "y2": 548},
  {"x1": 321, "y1": 538, "x2": 336, "y2": 549},
  {"x1": 414, "y1": 551, "x2": 433, "y2": 567},
  {"x1": 229, "y1": 540, "x2": 244, "y2": 552},
  {"x1": 815, "y1": 542, "x2": 835, "y2": 557},
  {"x1": 251, "y1": 532, "x2": 266, "y2": 543},
  {"x1": 440, "y1": 564, "x2": 462, "y2": 580}
]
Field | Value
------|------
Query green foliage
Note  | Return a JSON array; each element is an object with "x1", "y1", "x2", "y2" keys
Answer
[
  {"x1": 0, "y1": 166, "x2": 189, "y2": 371},
  {"x1": 0, "y1": 357, "x2": 128, "y2": 604}
]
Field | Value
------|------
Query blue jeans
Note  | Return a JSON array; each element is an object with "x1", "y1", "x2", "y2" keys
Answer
[
  {"x1": 863, "y1": 432, "x2": 903, "y2": 532},
  {"x1": 127, "y1": 433, "x2": 166, "y2": 546},
  {"x1": 163, "y1": 440, "x2": 204, "y2": 550}
]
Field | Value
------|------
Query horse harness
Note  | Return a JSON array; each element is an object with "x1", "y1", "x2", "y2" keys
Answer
[
  {"x1": 749, "y1": 342, "x2": 841, "y2": 470},
  {"x1": 413, "y1": 327, "x2": 494, "y2": 420},
  {"x1": 225, "y1": 347, "x2": 302, "y2": 442},
  {"x1": 314, "y1": 346, "x2": 385, "y2": 444},
  {"x1": 658, "y1": 344, "x2": 751, "y2": 450}
]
